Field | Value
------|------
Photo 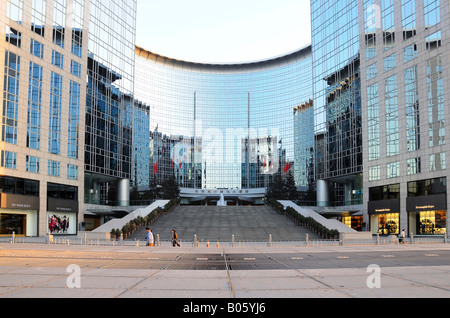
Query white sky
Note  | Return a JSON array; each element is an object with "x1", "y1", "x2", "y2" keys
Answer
[{"x1": 135, "y1": 0, "x2": 311, "y2": 63}]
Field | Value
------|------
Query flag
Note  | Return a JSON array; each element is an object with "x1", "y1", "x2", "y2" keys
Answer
[{"x1": 284, "y1": 162, "x2": 291, "y2": 173}]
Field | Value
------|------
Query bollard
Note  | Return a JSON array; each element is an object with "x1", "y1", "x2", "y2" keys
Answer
[
  {"x1": 11, "y1": 232, "x2": 15, "y2": 244},
  {"x1": 157, "y1": 234, "x2": 160, "y2": 247},
  {"x1": 194, "y1": 234, "x2": 198, "y2": 247},
  {"x1": 120, "y1": 233, "x2": 123, "y2": 246},
  {"x1": 232, "y1": 234, "x2": 235, "y2": 248},
  {"x1": 269, "y1": 234, "x2": 273, "y2": 247},
  {"x1": 410, "y1": 233, "x2": 414, "y2": 245},
  {"x1": 306, "y1": 234, "x2": 309, "y2": 247}
]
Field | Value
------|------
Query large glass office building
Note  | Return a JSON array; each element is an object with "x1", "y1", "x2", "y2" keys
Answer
[{"x1": 135, "y1": 46, "x2": 313, "y2": 203}]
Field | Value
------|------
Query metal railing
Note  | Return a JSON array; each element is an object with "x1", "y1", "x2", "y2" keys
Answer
[{"x1": 1, "y1": 232, "x2": 448, "y2": 248}]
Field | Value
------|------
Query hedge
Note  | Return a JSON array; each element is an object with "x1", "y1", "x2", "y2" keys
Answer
[{"x1": 267, "y1": 198, "x2": 339, "y2": 240}]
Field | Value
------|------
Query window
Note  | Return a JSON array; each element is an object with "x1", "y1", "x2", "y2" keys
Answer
[
  {"x1": 385, "y1": 75, "x2": 399, "y2": 157},
  {"x1": 70, "y1": 60, "x2": 81, "y2": 77},
  {"x1": 426, "y1": 31, "x2": 441, "y2": 51},
  {"x1": 67, "y1": 164, "x2": 78, "y2": 180},
  {"x1": 30, "y1": 39, "x2": 44, "y2": 59},
  {"x1": 6, "y1": 0, "x2": 23, "y2": 24},
  {"x1": 407, "y1": 158, "x2": 421, "y2": 175},
  {"x1": 404, "y1": 44, "x2": 417, "y2": 62},
  {"x1": 369, "y1": 166, "x2": 381, "y2": 181},
  {"x1": 402, "y1": 0, "x2": 416, "y2": 40},
  {"x1": 52, "y1": 0, "x2": 67, "y2": 48},
  {"x1": 366, "y1": 63, "x2": 378, "y2": 81},
  {"x1": 384, "y1": 54, "x2": 396, "y2": 72},
  {"x1": 2, "y1": 51, "x2": 20, "y2": 145},
  {"x1": 51, "y1": 50, "x2": 64, "y2": 69},
  {"x1": 427, "y1": 56, "x2": 445, "y2": 147},
  {"x1": 430, "y1": 153, "x2": 446, "y2": 171},
  {"x1": 424, "y1": 0, "x2": 440, "y2": 28},
  {"x1": 48, "y1": 72, "x2": 63, "y2": 155},
  {"x1": 405, "y1": 66, "x2": 420, "y2": 152},
  {"x1": 26, "y1": 156, "x2": 40, "y2": 174},
  {"x1": 31, "y1": 0, "x2": 46, "y2": 37},
  {"x1": 387, "y1": 162, "x2": 400, "y2": 179},
  {"x1": 27, "y1": 62, "x2": 43, "y2": 150},
  {"x1": 0, "y1": 151, "x2": 17, "y2": 170},
  {"x1": 48, "y1": 160, "x2": 60, "y2": 177},
  {"x1": 5, "y1": 26, "x2": 21, "y2": 47}
]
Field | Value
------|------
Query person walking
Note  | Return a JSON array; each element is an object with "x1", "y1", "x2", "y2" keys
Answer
[
  {"x1": 146, "y1": 227, "x2": 154, "y2": 247},
  {"x1": 171, "y1": 229, "x2": 180, "y2": 247},
  {"x1": 399, "y1": 229, "x2": 406, "y2": 244}
]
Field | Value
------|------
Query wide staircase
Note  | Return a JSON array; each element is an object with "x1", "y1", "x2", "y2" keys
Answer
[{"x1": 129, "y1": 205, "x2": 321, "y2": 243}]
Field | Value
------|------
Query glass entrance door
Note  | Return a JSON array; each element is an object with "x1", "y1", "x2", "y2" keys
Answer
[{"x1": 0, "y1": 214, "x2": 27, "y2": 236}]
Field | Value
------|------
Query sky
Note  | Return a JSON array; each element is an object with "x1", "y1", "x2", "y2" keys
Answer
[{"x1": 135, "y1": 0, "x2": 311, "y2": 64}]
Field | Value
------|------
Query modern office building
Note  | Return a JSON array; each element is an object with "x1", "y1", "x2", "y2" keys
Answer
[
  {"x1": 0, "y1": 0, "x2": 138, "y2": 237},
  {"x1": 360, "y1": 0, "x2": 450, "y2": 236},
  {"x1": 0, "y1": 0, "x2": 90, "y2": 236},
  {"x1": 134, "y1": 46, "x2": 314, "y2": 204},
  {"x1": 311, "y1": 0, "x2": 363, "y2": 210}
]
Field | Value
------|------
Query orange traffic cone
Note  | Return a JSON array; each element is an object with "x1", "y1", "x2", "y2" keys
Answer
[
  {"x1": 206, "y1": 240, "x2": 210, "y2": 248},
  {"x1": 216, "y1": 241, "x2": 220, "y2": 248}
]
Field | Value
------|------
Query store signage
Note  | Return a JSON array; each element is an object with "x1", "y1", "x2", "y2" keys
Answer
[
  {"x1": 368, "y1": 199, "x2": 400, "y2": 215},
  {"x1": 406, "y1": 194, "x2": 447, "y2": 212},
  {"x1": 0, "y1": 193, "x2": 39, "y2": 210},
  {"x1": 47, "y1": 198, "x2": 78, "y2": 213}
]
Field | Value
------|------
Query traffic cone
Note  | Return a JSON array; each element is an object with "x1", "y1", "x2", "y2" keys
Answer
[
  {"x1": 206, "y1": 240, "x2": 210, "y2": 248},
  {"x1": 216, "y1": 241, "x2": 220, "y2": 248}
]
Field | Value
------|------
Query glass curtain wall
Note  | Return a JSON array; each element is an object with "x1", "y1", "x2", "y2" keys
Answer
[{"x1": 135, "y1": 48, "x2": 313, "y2": 191}]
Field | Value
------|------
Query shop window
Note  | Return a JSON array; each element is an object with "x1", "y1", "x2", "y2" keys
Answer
[{"x1": 417, "y1": 211, "x2": 446, "y2": 235}]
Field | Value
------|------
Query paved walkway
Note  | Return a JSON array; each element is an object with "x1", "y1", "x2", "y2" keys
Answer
[{"x1": 0, "y1": 243, "x2": 449, "y2": 298}]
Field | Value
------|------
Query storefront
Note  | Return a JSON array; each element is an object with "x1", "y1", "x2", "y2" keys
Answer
[
  {"x1": 368, "y1": 184, "x2": 401, "y2": 235},
  {"x1": 47, "y1": 183, "x2": 79, "y2": 235},
  {"x1": 407, "y1": 178, "x2": 447, "y2": 236},
  {"x1": 0, "y1": 193, "x2": 39, "y2": 237},
  {"x1": 368, "y1": 199, "x2": 401, "y2": 235},
  {"x1": 407, "y1": 194, "x2": 447, "y2": 236}
]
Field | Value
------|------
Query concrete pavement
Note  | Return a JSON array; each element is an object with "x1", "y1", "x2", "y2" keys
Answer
[{"x1": 0, "y1": 243, "x2": 449, "y2": 298}]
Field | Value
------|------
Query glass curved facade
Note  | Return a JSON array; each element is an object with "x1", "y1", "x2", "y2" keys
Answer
[{"x1": 134, "y1": 47, "x2": 313, "y2": 192}]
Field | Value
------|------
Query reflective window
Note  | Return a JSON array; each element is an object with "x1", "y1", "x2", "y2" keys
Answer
[
  {"x1": 367, "y1": 83, "x2": 380, "y2": 161},
  {"x1": 51, "y1": 50, "x2": 64, "y2": 69},
  {"x1": 402, "y1": 0, "x2": 416, "y2": 40},
  {"x1": 48, "y1": 160, "x2": 60, "y2": 177},
  {"x1": 6, "y1": 0, "x2": 23, "y2": 24},
  {"x1": 385, "y1": 75, "x2": 399, "y2": 157},
  {"x1": 427, "y1": 55, "x2": 445, "y2": 147},
  {"x1": 387, "y1": 161, "x2": 400, "y2": 179},
  {"x1": 0, "y1": 151, "x2": 17, "y2": 170},
  {"x1": 30, "y1": 39, "x2": 44, "y2": 59},
  {"x1": 26, "y1": 156, "x2": 40, "y2": 174},
  {"x1": 27, "y1": 62, "x2": 43, "y2": 150},
  {"x1": 68, "y1": 81, "x2": 80, "y2": 159},
  {"x1": 405, "y1": 66, "x2": 420, "y2": 152},
  {"x1": 5, "y1": 26, "x2": 21, "y2": 47},
  {"x1": 53, "y1": 0, "x2": 66, "y2": 48},
  {"x1": 2, "y1": 51, "x2": 20, "y2": 145},
  {"x1": 49, "y1": 72, "x2": 63, "y2": 155},
  {"x1": 430, "y1": 153, "x2": 446, "y2": 171},
  {"x1": 31, "y1": 0, "x2": 46, "y2": 37},
  {"x1": 424, "y1": 0, "x2": 440, "y2": 27}
]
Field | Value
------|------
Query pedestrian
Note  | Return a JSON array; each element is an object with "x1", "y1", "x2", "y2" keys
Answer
[
  {"x1": 171, "y1": 229, "x2": 180, "y2": 247},
  {"x1": 145, "y1": 227, "x2": 154, "y2": 247},
  {"x1": 400, "y1": 229, "x2": 406, "y2": 244}
]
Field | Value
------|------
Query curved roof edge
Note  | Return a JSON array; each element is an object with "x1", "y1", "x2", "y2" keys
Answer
[{"x1": 135, "y1": 45, "x2": 312, "y2": 73}]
